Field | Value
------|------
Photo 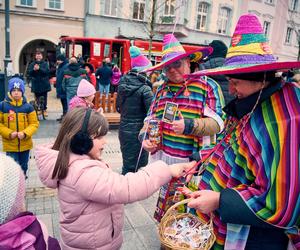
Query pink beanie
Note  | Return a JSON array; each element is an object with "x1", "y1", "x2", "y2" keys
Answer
[
  {"x1": 77, "y1": 79, "x2": 96, "y2": 97},
  {"x1": 0, "y1": 154, "x2": 25, "y2": 224}
]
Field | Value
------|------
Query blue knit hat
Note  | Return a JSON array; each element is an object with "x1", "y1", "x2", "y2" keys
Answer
[
  {"x1": 8, "y1": 77, "x2": 25, "y2": 95},
  {"x1": 129, "y1": 46, "x2": 152, "y2": 72}
]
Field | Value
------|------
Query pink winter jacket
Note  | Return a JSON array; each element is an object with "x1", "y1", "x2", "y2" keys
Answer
[{"x1": 35, "y1": 144, "x2": 172, "y2": 250}]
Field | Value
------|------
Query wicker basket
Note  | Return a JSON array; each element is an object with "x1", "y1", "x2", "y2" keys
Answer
[{"x1": 158, "y1": 198, "x2": 216, "y2": 250}]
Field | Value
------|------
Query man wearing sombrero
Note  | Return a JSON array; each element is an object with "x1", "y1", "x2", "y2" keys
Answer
[
  {"x1": 139, "y1": 33, "x2": 225, "y2": 222},
  {"x1": 185, "y1": 13, "x2": 300, "y2": 250}
]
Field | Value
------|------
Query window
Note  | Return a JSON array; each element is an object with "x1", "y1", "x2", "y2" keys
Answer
[
  {"x1": 217, "y1": 7, "x2": 230, "y2": 34},
  {"x1": 285, "y1": 27, "x2": 293, "y2": 44},
  {"x1": 133, "y1": 1, "x2": 145, "y2": 20},
  {"x1": 265, "y1": 0, "x2": 274, "y2": 4},
  {"x1": 196, "y1": 2, "x2": 209, "y2": 31},
  {"x1": 164, "y1": 0, "x2": 175, "y2": 16},
  {"x1": 104, "y1": 0, "x2": 117, "y2": 16},
  {"x1": 290, "y1": 0, "x2": 299, "y2": 11},
  {"x1": 47, "y1": 0, "x2": 63, "y2": 10},
  {"x1": 263, "y1": 21, "x2": 271, "y2": 37},
  {"x1": 19, "y1": 0, "x2": 34, "y2": 6}
]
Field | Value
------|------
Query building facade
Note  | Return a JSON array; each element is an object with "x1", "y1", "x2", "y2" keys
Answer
[
  {"x1": 247, "y1": 0, "x2": 300, "y2": 61},
  {"x1": 85, "y1": 0, "x2": 245, "y2": 46},
  {"x1": 0, "y1": 0, "x2": 84, "y2": 74}
]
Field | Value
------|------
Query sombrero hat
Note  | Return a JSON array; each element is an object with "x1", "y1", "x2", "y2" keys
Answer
[
  {"x1": 188, "y1": 13, "x2": 300, "y2": 78},
  {"x1": 146, "y1": 33, "x2": 213, "y2": 71}
]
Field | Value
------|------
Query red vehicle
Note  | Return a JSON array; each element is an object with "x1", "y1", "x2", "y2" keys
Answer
[{"x1": 59, "y1": 36, "x2": 205, "y2": 73}]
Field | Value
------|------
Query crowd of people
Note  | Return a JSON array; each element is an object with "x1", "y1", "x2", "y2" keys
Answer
[{"x1": 0, "y1": 13, "x2": 299, "y2": 250}]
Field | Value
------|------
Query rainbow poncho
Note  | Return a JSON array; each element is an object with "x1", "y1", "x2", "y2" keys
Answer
[
  {"x1": 150, "y1": 77, "x2": 225, "y2": 159},
  {"x1": 199, "y1": 83, "x2": 300, "y2": 249}
]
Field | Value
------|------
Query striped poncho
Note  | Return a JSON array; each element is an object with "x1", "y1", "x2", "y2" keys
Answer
[
  {"x1": 149, "y1": 77, "x2": 225, "y2": 160},
  {"x1": 198, "y1": 82, "x2": 300, "y2": 249}
]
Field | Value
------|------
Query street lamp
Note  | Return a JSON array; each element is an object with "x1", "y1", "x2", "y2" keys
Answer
[{"x1": 4, "y1": 0, "x2": 11, "y2": 94}]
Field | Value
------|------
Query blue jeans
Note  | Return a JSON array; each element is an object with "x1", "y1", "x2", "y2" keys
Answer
[
  {"x1": 6, "y1": 150, "x2": 30, "y2": 176},
  {"x1": 99, "y1": 84, "x2": 110, "y2": 97}
]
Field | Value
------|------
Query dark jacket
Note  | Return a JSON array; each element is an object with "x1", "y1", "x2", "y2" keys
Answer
[
  {"x1": 55, "y1": 60, "x2": 68, "y2": 98},
  {"x1": 116, "y1": 71, "x2": 153, "y2": 174},
  {"x1": 200, "y1": 57, "x2": 233, "y2": 104},
  {"x1": 28, "y1": 60, "x2": 51, "y2": 94},
  {"x1": 62, "y1": 63, "x2": 87, "y2": 100},
  {"x1": 95, "y1": 65, "x2": 113, "y2": 86}
]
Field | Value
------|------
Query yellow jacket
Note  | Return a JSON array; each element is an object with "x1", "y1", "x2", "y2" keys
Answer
[{"x1": 0, "y1": 94, "x2": 39, "y2": 152}]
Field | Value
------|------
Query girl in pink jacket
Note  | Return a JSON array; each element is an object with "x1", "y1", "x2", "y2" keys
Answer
[{"x1": 35, "y1": 107, "x2": 193, "y2": 250}]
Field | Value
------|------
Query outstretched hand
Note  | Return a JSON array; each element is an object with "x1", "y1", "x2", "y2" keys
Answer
[
  {"x1": 187, "y1": 190, "x2": 220, "y2": 214},
  {"x1": 169, "y1": 161, "x2": 196, "y2": 178}
]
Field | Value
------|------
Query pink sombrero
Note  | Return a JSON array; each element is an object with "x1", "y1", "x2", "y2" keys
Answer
[
  {"x1": 146, "y1": 33, "x2": 213, "y2": 71},
  {"x1": 188, "y1": 13, "x2": 300, "y2": 78}
]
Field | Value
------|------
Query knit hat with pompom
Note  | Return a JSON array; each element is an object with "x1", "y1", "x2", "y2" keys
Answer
[{"x1": 0, "y1": 153, "x2": 25, "y2": 224}]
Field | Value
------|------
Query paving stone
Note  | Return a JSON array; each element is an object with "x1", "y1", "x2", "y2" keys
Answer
[
  {"x1": 135, "y1": 224, "x2": 161, "y2": 250},
  {"x1": 124, "y1": 202, "x2": 155, "y2": 228},
  {"x1": 121, "y1": 229, "x2": 147, "y2": 250}
]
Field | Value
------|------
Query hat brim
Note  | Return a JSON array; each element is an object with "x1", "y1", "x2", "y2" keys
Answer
[
  {"x1": 145, "y1": 46, "x2": 213, "y2": 72},
  {"x1": 187, "y1": 61, "x2": 300, "y2": 78}
]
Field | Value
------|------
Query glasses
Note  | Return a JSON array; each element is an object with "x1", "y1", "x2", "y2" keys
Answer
[{"x1": 163, "y1": 60, "x2": 183, "y2": 72}]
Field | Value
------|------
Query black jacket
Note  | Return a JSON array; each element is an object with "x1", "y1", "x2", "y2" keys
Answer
[
  {"x1": 116, "y1": 71, "x2": 153, "y2": 174},
  {"x1": 117, "y1": 71, "x2": 153, "y2": 123},
  {"x1": 28, "y1": 60, "x2": 51, "y2": 94}
]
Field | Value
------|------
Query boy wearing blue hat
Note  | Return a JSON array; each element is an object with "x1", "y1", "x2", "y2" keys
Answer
[{"x1": 0, "y1": 77, "x2": 39, "y2": 177}]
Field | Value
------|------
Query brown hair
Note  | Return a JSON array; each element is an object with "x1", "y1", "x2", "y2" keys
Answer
[{"x1": 51, "y1": 107, "x2": 109, "y2": 180}]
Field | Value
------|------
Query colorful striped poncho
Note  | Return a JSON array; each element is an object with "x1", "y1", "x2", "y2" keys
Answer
[
  {"x1": 149, "y1": 77, "x2": 225, "y2": 160},
  {"x1": 198, "y1": 82, "x2": 300, "y2": 250}
]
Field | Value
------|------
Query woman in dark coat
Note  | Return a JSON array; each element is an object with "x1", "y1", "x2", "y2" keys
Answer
[
  {"x1": 28, "y1": 50, "x2": 51, "y2": 115},
  {"x1": 117, "y1": 46, "x2": 153, "y2": 175}
]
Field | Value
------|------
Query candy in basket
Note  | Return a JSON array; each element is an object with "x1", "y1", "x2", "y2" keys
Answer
[{"x1": 159, "y1": 199, "x2": 215, "y2": 250}]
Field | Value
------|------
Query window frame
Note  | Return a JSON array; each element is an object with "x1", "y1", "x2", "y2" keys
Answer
[
  {"x1": 104, "y1": 0, "x2": 117, "y2": 17},
  {"x1": 263, "y1": 21, "x2": 271, "y2": 38},
  {"x1": 46, "y1": 0, "x2": 64, "y2": 10},
  {"x1": 164, "y1": 0, "x2": 176, "y2": 16},
  {"x1": 290, "y1": 0, "x2": 299, "y2": 11},
  {"x1": 196, "y1": 2, "x2": 209, "y2": 31},
  {"x1": 132, "y1": 0, "x2": 145, "y2": 21},
  {"x1": 285, "y1": 27, "x2": 293, "y2": 44},
  {"x1": 16, "y1": 0, "x2": 37, "y2": 8},
  {"x1": 265, "y1": 0, "x2": 274, "y2": 4},
  {"x1": 217, "y1": 7, "x2": 231, "y2": 35}
]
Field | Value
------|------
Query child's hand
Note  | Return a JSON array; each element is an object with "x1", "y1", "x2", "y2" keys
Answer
[
  {"x1": 17, "y1": 132, "x2": 26, "y2": 140},
  {"x1": 169, "y1": 161, "x2": 196, "y2": 178},
  {"x1": 97, "y1": 107, "x2": 104, "y2": 115},
  {"x1": 10, "y1": 131, "x2": 18, "y2": 139}
]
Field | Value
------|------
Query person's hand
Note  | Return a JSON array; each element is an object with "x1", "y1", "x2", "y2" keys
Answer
[
  {"x1": 34, "y1": 64, "x2": 40, "y2": 70},
  {"x1": 17, "y1": 132, "x2": 26, "y2": 140},
  {"x1": 97, "y1": 107, "x2": 104, "y2": 115},
  {"x1": 142, "y1": 139, "x2": 157, "y2": 153},
  {"x1": 10, "y1": 131, "x2": 18, "y2": 139},
  {"x1": 185, "y1": 161, "x2": 199, "y2": 182},
  {"x1": 187, "y1": 190, "x2": 220, "y2": 214},
  {"x1": 169, "y1": 161, "x2": 196, "y2": 178},
  {"x1": 172, "y1": 118, "x2": 185, "y2": 134}
]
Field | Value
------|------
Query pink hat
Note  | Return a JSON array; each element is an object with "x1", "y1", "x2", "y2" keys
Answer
[
  {"x1": 188, "y1": 13, "x2": 300, "y2": 78},
  {"x1": 129, "y1": 46, "x2": 152, "y2": 71},
  {"x1": 77, "y1": 79, "x2": 96, "y2": 97}
]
